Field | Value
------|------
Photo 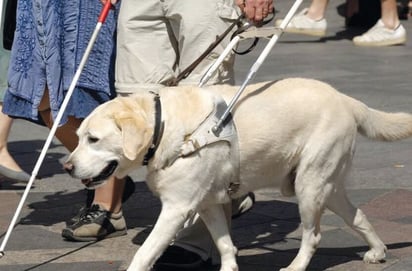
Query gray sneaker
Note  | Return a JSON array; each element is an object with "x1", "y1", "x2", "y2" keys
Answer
[
  {"x1": 0, "y1": 164, "x2": 30, "y2": 182},
  {"x1": 62, "y1": 204, "x2": 127, "y2": 242}
]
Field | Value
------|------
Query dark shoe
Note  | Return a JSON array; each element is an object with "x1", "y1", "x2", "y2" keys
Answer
[
  {"x1": 85, "y1": 175, "x2": 136, "y2": 206},
  {"x1": 67, "y1": 205, "x2": 90, "y2": 227},
  {"x1": 153, "y1": 245, "x2": 212, "y2": 270},
  {"x1": 67, "y1": 176, "x2": 135, "y2": 226},
  {"x1": 0, "y1": 164, "x2": 30, "y2": 182},
  {"x1": 62, "y1": 204, "x2": 127, "y2": 242},
  {"x1": 231, "y1": 192, "x2": 255, "y2": 219}
]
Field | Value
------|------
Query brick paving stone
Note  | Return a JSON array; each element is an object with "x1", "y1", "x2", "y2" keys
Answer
[{"x1": 1, "y1": 0, "x2": 412, "y2": 270}]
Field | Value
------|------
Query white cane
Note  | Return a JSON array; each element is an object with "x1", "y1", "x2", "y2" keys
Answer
[
  {"x1": 0, "y1": 1, "x2": 113, "y2": 257},
  {"x1": 198, "y1": 0, "x2": 303, "y2": 134},
  {"x1": 211, "y1": 0, "x2": 303, "y2": 134},
  {"x1": 198, "y1": 30, "x2": 246, "y2": 88}
]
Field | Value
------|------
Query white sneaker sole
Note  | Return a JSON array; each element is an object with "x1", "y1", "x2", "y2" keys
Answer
[
  {"x1": 353, "y1": 36, "x2": 407, "y2": 47},
  {"x1": 284, "y1": 27, "x2": 326, "y2": 37}
]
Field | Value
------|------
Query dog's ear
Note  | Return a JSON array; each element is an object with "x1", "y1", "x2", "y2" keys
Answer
[{"x1": 115, "y1": 114, "x2": 151, "y2": 161}]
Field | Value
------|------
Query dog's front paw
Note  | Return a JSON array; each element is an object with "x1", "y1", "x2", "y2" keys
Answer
[
  {"x1": 219, "y1": 264, "x2": 238, "y2": 271},
  {"x1": 363, "y1": 247, "x2": 386, "y2": 263},
  {"x1": 219, "y1": 256, "x2": 238, "y2": 271},
  {"x1": 280, "y1": 267, "x2": 304, "y2": 271}
]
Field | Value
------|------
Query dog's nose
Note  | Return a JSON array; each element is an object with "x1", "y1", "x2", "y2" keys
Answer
[{"x1": 64, "y1": 162, "x2": 74, "y2": 174}]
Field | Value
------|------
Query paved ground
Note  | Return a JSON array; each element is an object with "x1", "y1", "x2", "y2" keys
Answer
[{"x1": 1, "y1": 1, "x2": 412, "y2": 270}]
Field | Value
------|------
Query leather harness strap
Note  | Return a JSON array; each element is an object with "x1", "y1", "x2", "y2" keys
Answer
[{"x1": 166, "y1": 15, "x2": 244, "y2": 87}]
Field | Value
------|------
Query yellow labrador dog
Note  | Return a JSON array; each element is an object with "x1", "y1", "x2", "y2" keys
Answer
[{"x1": 65, "y1": 78, "x2": 412, "y2": 271}]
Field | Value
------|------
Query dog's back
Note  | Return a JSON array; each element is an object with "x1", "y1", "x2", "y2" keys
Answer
[{"x1": 206, "y1": 78, "x2": 412, "y2": 195}]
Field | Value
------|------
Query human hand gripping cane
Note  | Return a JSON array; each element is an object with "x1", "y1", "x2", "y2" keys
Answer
[
  {"x1": 0, "y1": 1, "x2": 113, "y2": 258},
  {"x1": 237, "y1": 0, "x2": 274, "y2": 23}
]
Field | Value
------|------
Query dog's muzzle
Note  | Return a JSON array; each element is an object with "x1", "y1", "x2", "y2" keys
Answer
[{"x1": 65, "y1": 160, "x2": 118, "y2": 188}]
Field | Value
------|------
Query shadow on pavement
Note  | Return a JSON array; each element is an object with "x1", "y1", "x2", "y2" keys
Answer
[{"x1": 17, "y1": 182, "x2": 160, "y2": 229}]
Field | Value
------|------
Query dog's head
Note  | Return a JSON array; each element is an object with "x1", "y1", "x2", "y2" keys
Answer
[{"x1": 64, "y1": 96, "x2": 153, "y2": 188}]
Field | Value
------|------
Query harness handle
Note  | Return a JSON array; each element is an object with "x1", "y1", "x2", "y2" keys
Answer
[
  {"x1": 230, "y1": 8, "x2": 275, "y2": 55},
  {"x1": 166, "y1": 15, "x2": 244, "y2": 87}
]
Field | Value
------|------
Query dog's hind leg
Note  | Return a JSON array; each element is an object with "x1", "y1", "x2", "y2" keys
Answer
[
  {"x1": 199, "y1": 203, "x2": 238, "y2": 271},
  {"x1": 280, "y1": 170, "x2": 333, "y2": 271},
  {"x1": 326, "y1": 185, "x2": 387, "y2": 263}
]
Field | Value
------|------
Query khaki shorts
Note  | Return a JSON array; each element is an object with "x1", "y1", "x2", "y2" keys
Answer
[{"x1": 115, "y1": 0, "x2": 240, "y2": 94}]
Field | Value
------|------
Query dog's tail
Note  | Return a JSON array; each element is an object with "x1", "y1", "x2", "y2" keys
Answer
[{"x1": 343, "y1": 94, "x2": 412, "y2": 141}]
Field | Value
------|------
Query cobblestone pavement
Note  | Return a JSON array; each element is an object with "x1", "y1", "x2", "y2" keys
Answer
[{"x1": 1, "y1": 1, "x2": 412, "y2": 270}]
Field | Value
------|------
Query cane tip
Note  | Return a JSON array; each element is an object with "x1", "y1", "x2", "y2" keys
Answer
[{"x1": 0, "y1": 251, "x2": 4, "y2": 258}]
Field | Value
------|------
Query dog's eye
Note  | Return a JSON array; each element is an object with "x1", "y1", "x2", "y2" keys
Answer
[{"x1": 88, "y1": 136, "x2": 99, "y2": 144}]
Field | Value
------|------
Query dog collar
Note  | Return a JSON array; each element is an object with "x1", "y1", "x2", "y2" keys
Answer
[{"x1": 143, "y1": 92, "x2": 164, "y2": 166}]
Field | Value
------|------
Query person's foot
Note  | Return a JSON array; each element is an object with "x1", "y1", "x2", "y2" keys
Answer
[
  {"x1": 153, "y1": 246, "x2": 213, "y2": 270},
  {"x1": 67, "y1": 175, "x2": 135, "y2": 226},
  {"x1": 353, "y1": 20, "x2": 407, "y2": 47},
  {"x1": 62, "y1": 204, "x2": 127, "y2": 242},
  {"x1": 0, "y1": 164, "x2": 30, "y2": 182},
  {"x1": 0, "y1": 163, "x2": 30, "y2": 182},
  {"x1": 0, "y1": 148, "x2": 30, "y2": 182},
  {"x1": 275, "y1": 8, "x2": 327, "y2": 37}
]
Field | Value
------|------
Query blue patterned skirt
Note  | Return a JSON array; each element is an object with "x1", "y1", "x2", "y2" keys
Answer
[{"x1": 3, "y1": 0, "x2": 118, "y2": 125}]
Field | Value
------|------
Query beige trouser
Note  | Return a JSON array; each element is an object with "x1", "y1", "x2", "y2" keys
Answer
[
  {"x1": 115, "y1": 0, "x2": 240, "y2": 94},
  {"x1": 116, "y1": 0, "x2": 241, "y2": 262},
  {"x1": 174, "y1": 203, "x2": 233, "y2": 263}
]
